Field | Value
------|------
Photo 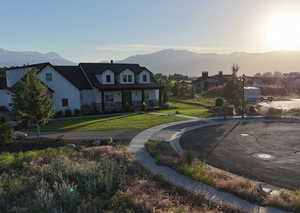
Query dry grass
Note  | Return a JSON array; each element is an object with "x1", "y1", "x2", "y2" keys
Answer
[{"x1": 0, "y1": 145, "x2": 244, "y2": 213}]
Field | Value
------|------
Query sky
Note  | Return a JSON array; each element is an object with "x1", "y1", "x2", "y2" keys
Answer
[{"x1": 1, "y1": 0, "x2": 300, "y2": 62}]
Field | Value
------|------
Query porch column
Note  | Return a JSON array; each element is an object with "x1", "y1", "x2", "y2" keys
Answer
[
  {"x1": 101, "y1": 90, "x2": 105, "y2": 112},
  {"x1": 141, "y1": 89, "x2": 145, "y2": 103},
  {"x1": 159, "y1": 88, "x2": 162, "y2": 106}
]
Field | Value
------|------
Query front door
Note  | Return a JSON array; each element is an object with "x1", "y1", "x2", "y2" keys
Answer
[{"x1": 122, "y1": 90, "x2": 132, "y2": 110}]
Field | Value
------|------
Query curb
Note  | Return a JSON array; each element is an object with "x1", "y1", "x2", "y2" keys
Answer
[{"x1": 128, "y1": 117, "x2": 291, "y2": 213}]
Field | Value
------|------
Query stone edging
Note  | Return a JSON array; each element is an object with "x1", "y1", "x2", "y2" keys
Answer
[{"x1": 128, "y1": 116, "x2": 291, "y2": 213}]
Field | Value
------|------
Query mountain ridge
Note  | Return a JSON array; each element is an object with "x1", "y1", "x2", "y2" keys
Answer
[
  {"x1": 121, "y1": 49, "x2": 300, "y2": 76},
  {"x1": 0, "y1": 48, "x2": 75, "y2": 67}
]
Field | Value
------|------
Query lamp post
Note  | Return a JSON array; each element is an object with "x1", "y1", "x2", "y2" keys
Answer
[{"x1": 241, "y1": 74, "x2": 246, "y2": 119}]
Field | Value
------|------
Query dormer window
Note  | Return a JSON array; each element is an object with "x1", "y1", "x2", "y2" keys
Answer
[
  {"x1": 122, "y1": 74, "x2": 133, "y2": 83},
  {"x1": 128, "y1": 75, "x2": 133, "y2": 82},
  {"x1": 106, "y1": 75, "x2": 111, "y2": 83},
  {"x1": 143, "y1": 74, "x2": 147, "y2": 82}
]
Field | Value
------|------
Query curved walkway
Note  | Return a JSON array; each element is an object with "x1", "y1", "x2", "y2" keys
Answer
[{"x1": 128, "y1": 117, "x2": 290, "y2": 213}]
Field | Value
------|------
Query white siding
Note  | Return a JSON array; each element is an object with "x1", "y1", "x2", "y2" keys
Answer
[
  {"x1": 0, "y1": 89, "x2": 12, "y2": 109},
  {"x1": 38, "y1": 65, "x2": 81, "y2": 111},
  {"x1": 138, "y1": 70, "x2": 151, "y2": 84}
]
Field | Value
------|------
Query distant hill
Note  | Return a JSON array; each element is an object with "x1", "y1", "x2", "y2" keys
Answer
[
  {"x1": 121, "y1": 49, "x2": 300, "y2": 77},
  {"x1": 0, "y1": 48, "x2": 75, "y2": 67}
]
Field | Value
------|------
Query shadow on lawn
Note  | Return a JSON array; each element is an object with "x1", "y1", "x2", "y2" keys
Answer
[{"x1": 43, "y1": 113, "x2": 139, "y2": 131}]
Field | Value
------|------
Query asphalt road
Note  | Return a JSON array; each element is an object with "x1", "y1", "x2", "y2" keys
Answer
[{"x1": 180, "y1": 120, "x2": 300, "y2": 190}]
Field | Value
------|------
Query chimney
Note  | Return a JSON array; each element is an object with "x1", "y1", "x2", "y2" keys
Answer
[
  {"x1": 218, "y1": 71, "x2": 223, "y2": 76},
  {"x1": 110, "y1": 60, "x2": 114, "y2": 64},
  {"x1": 202, "y1": 71, "x2": 208, "y2": 79}
]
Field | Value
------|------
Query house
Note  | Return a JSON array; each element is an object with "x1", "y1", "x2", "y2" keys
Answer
[
  {"x1": 192, "y1": 71, "x2": 233, "y2": 92},
  {"x1": 0, "y1": 62, "x2": 163, "y2": 113}
]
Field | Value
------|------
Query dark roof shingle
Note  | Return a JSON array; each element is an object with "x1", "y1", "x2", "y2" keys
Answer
[{"x1": 53, "y1": 66, "x2": 92, "y2": 90}]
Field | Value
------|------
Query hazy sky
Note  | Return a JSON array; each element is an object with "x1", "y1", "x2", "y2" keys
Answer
[{"x1": 1, "y1": 0, "x2": 300, "y2": 62}]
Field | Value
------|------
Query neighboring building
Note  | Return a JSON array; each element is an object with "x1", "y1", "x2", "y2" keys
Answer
[
  {"x1": 0, "y1": 62, "x2": 162, "y2": 113},
  {"x1": 192, "y1": 71, "x2": 233, "y2": 92},
  {"x1": 244, "y1": 87, "x2": 261, "y2": 102}
]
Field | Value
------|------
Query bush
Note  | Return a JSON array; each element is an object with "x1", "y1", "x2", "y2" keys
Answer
[
  {"x1": 215, "y1": 98, "x2": 224, "y2": 107},
  {"x1": 73, "y1": 109, "x2": 81, "y2": 116},
  {"x1": 81, "y1": 104, "x2": 97, "y2": 115},
  {"x1": 0, "y1": 123, "x2": 14, "y2": 145},
  {"x1": 182, "y1": 151, "x2": 197, "y2": 165},
  {"x1": 248, "y1": 106, "x2": 257, "y2": 114},
  {"x1": 142, "y1": 102, "x2": 149, "y2": 112},
  {"x1": 64, "y1": 109, "x2": 73, "y2": 117},
  {"x1": 55, "y1": 110, "x2": 64, "y2": 118}
]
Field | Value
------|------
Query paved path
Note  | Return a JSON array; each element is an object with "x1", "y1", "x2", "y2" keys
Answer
[{"x1": 129, "y1": 117, "x2": 289, "y2": 213}]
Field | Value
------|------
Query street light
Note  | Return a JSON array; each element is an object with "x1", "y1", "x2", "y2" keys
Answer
[{"x1": 240, "y1": 74, "x2": 246, "y2": 119}]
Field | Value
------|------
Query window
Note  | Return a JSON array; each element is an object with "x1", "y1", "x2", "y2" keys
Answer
[
  {"x1": 46, "y1": 73, "x2": 52, "y2": 82},
  {"x1": 105, "y1": 94, "x2": 114, "y2": 102},
  {"x1": 144, "y1": 92, "x2": 150, "y2": 100},
  {"x1": 123, "y1": 75, "x2": 127, "y2": 82},
  {"x1": 143, "y1": 74, "x2": 147, "y2": 82},
  {"x1": 62, "y1": 98, "x2": 69, "y2": 107},
  {"x1": 128, "y1": 75, "x2": 132, "y2": 82},
  {"x1": 106, "y1": 75, "x2": 111, "y2": 82}
]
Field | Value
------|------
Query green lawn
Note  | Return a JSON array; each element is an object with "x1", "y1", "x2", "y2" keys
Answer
[
  {"x1": 42, "y1": 113, "x2": 187, "y2": 131},
  {"x1": 156, "y1": 101, "x2": 214, "y2": 118}
]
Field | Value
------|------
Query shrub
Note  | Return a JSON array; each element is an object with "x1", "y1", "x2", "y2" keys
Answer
[
  {"x1": 73, "y1": 109, "x2": 81, "y2": 116},
  {"x1": 55, "y1": 110, "x2": 63, "y2": 118},
  {"x1": 215, "y1": 98, "x2": 224, "y2": 107},
  {"x1": 142, "y1": 102, "x2": 148, "y2": 112},
  {"x1": 64, "y1": 109, "x2": 73, "y2": 117},
  {"x1": 0, "y1": 123, "x2": 14, "y2": 145},
  {"x1": 180, "y1": 162, "x2": 215, "y2": 186},
  {"x1": 81, "y1": 104, "x2": 97, "y2": 115},
  {"x1": 175, "y1": 110, "x2": 180, "y2": 114},
  {"x1": 248, "y1": 105, "x2": 257, "y2": 114},
  {"x1": 182, "y1": 151, "x2": 197, "y2": 165}
]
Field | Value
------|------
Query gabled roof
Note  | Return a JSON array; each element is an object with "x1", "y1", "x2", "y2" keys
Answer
[
  {"x1": 4, "y1": 63, "x2": 50, "y2": 71},
  {"x1": 53, "y1": 66, "x2": 92, "y2": 90},
  {"x1": 79, "y1": 63, "x2": 158, "y2": 88}
]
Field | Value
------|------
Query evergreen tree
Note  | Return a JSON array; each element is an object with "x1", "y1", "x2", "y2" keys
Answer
[
  {"x1": 222, "y1": 64, "x2": 243, "y2": 110},
  {"x1": 12, "y1": 68, "x2": 54, "y2": 137}
]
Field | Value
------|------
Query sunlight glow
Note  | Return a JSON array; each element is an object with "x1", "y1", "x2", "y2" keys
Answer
[{"x1": 265, "y1": 12, "x2": 300, "y2": 50}]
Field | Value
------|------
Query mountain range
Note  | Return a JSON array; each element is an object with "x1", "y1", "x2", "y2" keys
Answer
[
  {"x1": 0, "y1": 48, "x2": 75, "y2": 67},
  {"x1": 1, "y1": 48, "x2": 300, "y2": 77},
  {"x1": 121, "y1": 49, "x2": 300, "y2": 77}
]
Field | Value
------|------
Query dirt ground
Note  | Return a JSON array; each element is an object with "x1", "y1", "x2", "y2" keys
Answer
[{"x1": 180, "y1": 120, "x2": 300, "y2": 190}]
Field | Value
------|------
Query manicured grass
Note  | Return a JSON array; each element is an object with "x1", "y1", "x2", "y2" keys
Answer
[
  {"x1": 157, "y1": 101, "x2": 214, "y2": 117},
  {"x1": 42, "y1": 113, "x2": 186, "y2": 131}
]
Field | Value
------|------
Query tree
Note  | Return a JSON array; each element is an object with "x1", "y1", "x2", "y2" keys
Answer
[
  {"x1": 222, "y1": 64, "x2": 243, "y2": 111},
  {"x1": 12, "y1": 68, "x2": 54, "y2": 137}
]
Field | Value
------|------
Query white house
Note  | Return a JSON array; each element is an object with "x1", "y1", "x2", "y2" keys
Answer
[{"x1": 0, "y1": 62, "x2": 162, "y2": 113}]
